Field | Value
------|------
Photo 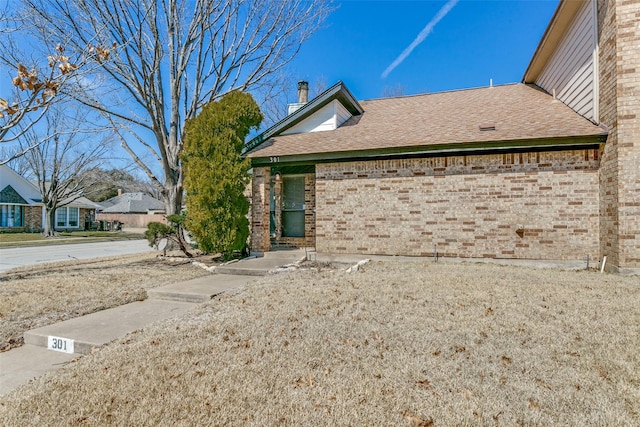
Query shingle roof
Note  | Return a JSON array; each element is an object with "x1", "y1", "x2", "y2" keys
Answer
[
  {"x1": 246, "y1": 83, "x2": 606, "y2": 160},
  {"x1": 62, "y1": 196, "x2": 102, "y2": 210},
  {"x1": 99, "y1": 192, "x2": 164, "y2": 213}
]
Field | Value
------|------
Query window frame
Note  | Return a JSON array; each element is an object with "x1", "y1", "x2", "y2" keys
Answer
[
  {"x1": 281, "y1": 175, "x2": 306, "y2": 238},
  {"x1": 0, "y1": 204, "x2": 25, "y2": 228},
  {"x1": 55, "y1": 206, "x2": 81, "y2": 228}
]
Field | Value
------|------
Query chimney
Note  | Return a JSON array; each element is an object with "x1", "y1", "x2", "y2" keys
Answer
[
  {"x1": 288, "y1": 80, "x2": 310, "y2": 115},
  {"x1": 297, "y1": 81, "x2": 309, "y2": 104},
  {"x1": 117, "y1": 189, "x2": 122, "y2": 196}
]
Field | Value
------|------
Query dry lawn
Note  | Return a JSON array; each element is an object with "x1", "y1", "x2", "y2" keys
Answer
[
  {"x1": 0, "y1": 253, "x2": 209, "y2": 351},
  {"x1": 1, "y1": 261, "x2": 639, "y2": 426}
]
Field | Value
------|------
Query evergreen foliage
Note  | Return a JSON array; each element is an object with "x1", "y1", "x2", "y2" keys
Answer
[
  {"x1": 144, "y1": 222, "x2": 175, "y2": 247},
  {"x1": 182, "y1": 91, "x2": 262, "y2": 256},
  {"x1": 145, "y1": 214, "x2": 193, "y2": 257}
]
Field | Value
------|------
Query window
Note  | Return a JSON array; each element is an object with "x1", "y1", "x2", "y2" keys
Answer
[
  {"x1": 0, "y1": 204, "x2": 24, "y2": 227},
  {"x1": 68, "y1": 208, "x2": 79, "y2": 227},
  {"x1": 282, "y1": 176, "x2": 305, "y2": 238},
  {"x1": 55, "y1": 207, "x2": 80, "y2": 228},
  {"x1": 56, "y1": 208, "x2": 67, "y2": 227}
]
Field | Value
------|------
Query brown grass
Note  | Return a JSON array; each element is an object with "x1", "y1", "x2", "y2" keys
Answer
[
  {"x1": 0, "y1": 253, "x2": 209, "y2": 351},
  {"x1": 1, "y1": 261, "x2": 639, "y2": 426}
]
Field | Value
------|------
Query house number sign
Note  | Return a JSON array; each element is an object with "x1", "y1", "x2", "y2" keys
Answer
[
  {"x1": 48, "y1": 335, "x2": 75, "y2": 354},
  {"x1": 270, "y1": 156, "x2": 280, "y2": 163}
]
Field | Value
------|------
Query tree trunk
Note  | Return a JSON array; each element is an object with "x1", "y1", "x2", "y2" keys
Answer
[
  {"x1": 43, "y1": 208, "x2": 56, "y2": 237},
  {"x1": 161, "y1": 174, "x2": 193, "y2": 257},
  {"x1": 162, "y1": 176, "x2": 183, "y2": 217}
]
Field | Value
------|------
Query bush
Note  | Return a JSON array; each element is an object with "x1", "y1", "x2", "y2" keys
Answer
[
  {"x1": 144, "y1": 222, "x2": 174, "y2": 247},
  {"x1": 182, "y1": 91, "x2": 262, "y2": 257}
]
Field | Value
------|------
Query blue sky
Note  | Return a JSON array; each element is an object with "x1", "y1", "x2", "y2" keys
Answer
[{"x1": 286, "y1": 0, "x2": 560, "y2": 101}]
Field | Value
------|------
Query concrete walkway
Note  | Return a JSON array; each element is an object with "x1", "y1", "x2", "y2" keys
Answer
[{"x1": 0, "y1": 249, "x2": 306, "y2": 396}]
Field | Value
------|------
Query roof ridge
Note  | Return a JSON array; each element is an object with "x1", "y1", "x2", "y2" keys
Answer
[{"x1": 362, "y1": 82, "x2": 522, "y2": 102}]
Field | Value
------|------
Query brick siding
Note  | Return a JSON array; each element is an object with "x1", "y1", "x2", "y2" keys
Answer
[
  {"x1": 95, "y1": 212, "x2": 166, "y2": 229},
  {"x1": 24, "y1": 205, "x2": 43, "y2": 232},
  {"x1": 316, "y1": 150, "x2": 600, "y2": 260},
  {"x1": 250, "y1": 167, "x2": 271, "y2": 252},
  {"x1": 597, "y1": 0, "x2": 640, "y2": 271}
]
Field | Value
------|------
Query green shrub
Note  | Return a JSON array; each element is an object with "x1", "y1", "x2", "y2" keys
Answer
[{"x1": 182, "y1": 91, "x2": 262, "y2": 257}]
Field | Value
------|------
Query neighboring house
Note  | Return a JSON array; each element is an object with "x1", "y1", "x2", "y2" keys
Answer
[
  {"x1": 246, "y1": 0, "x2": 639, "y2": 274},
  {"x1": 0, "y1": 164, "x2": 43, "y2": 232},
  {"x1": 97, "y1": 192, "x2": 166, "y2": 228},
  {"x1": 54, "y1": 195, "x2": 102, "y2": 231},
  {"x1": 0, "y1": 164, "x2": 101, "y2": 232}
]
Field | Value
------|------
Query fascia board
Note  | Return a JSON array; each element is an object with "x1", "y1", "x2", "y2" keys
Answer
[{"x1": 250, "y1": 134, "x2": 607, "y2": 167}]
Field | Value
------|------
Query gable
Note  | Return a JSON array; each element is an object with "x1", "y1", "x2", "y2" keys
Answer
[
  {"x1": 0, "y1": 185, "x2": 28, "y2": 204},
  {"x1": 244, "y1": 81, "x2": 363, "y2": 154},
  {"x1": 524, "y1": 0, "x2": 599, "y2": 122},
  {"x1": 281, "y1": 100, "x2": 352, "y2": 135},
  {"x1": 0, "y1": 164, "x2": 42, "y2": 205}
]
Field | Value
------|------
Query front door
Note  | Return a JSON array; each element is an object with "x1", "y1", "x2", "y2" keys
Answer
[{"x1": 281, "y1": 175, "x2": 305, "y2": 238}]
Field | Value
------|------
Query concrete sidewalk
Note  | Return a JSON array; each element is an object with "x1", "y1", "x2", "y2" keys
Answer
[{"x1": 0, "y1": 249, "x2": 306, "y2": 396}]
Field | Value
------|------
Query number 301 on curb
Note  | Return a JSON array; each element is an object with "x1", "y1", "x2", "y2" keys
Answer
[{"x1": 48, "y1": 336, "x2": 75, "y2": 354}]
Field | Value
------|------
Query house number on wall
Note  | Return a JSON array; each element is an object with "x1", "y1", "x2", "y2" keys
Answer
[{"x1": 270, "y1": 156, "x2": 280, "y2": 163}]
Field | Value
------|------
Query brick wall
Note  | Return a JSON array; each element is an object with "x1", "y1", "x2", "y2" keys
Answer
[
  {"x1": 614, "y1": 0, "x2": 640, "y2": 270},
  {"x1": 316, "y1": 150, "x2": 600, "y2": 260},
  {"x1": 24, "y1": 205, "x2": 43, "y2": 232},
  {"x1": 250, "y1": 167, "x2": 271, "y2": 252},
  {"x1": 95, "y1": 212, "x2": 166, "y2": 228},
  {"x1": 597, "y1": 0, "x2": 640, "y2": 272}
]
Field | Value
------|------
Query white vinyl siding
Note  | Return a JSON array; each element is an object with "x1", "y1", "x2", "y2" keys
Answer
[
  {"x1": 536, "y1": 0, "x2": 598, "y2": 121},
  {"x1": 282, "y1": 100, "x2": 352, "y2": 135}
]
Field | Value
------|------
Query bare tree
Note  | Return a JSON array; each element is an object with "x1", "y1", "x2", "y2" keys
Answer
[
  {"x1": 260, "y1": 74, "x2": 330, "y2": 127},
  {"x1": 0, "y1": 48, "x2": 78, "y2": 146},
  {"x1": 0, "y1": 6, "x2": 111, "y2": 150},
  {"x1": 79, "y1": 167, "x2": 161, "y2": 202},
  {"x1": 21, "y1": 0, "x2": 333, "y2": 216},
  {"x1": 20, "y1": 106, "x2": 111, "y2": 236},
  {"x1": 0, "y1": 146, "x2": 31, "y2": 175}
]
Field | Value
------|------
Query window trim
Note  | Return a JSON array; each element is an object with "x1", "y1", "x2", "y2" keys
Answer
[
  {"x1": 55, "y1": 206, "x2": 80, "y2": 229},
  {"x1": 281, "y1": 175, "x2": 306, "y2": 238},
  {"x1": 0, "y1": 204, "x2": 25, "y2": 228}
]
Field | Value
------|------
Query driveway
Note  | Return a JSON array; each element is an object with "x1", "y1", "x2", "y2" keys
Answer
[{"x1": 0, "y1": 240, "x2": 154, "y2": 273}]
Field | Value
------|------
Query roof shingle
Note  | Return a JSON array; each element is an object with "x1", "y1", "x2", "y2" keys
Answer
[
  {"x1": 99, "y1": 192, "x2": 164, "y2": 213},
  {"x1": 247, "y1": 83, "x2": 606, "y2": 159}
]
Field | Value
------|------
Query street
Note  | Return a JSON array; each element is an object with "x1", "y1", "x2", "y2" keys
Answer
[{"x1": 0, "y1": 240, "x2": 155, "y2": 273}]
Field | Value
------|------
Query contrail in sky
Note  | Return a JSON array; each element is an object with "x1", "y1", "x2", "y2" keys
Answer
[{"x1": 381, "y1": 0, "x2": 459, "y2": 79}]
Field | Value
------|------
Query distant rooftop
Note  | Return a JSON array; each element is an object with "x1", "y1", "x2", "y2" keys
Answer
[{"x1": 99, "y1": 192, "x2": 164, "y2": 213}]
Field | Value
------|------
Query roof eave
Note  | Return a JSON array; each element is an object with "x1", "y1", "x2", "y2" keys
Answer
[
  {"x1": 250, "y1": 134, "x2": 608, "y2": 167},
  {"x1": 523, "y1": 0, "x2": 584, "y2": 83}
]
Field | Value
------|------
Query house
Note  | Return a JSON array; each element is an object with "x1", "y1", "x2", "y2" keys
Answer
[
  {"x1": 54, "y1": 195, "x2": 102, "y2": 231},
  {"x1": 0, "y1": 164, "x2": 43, "y2": 231},
  {"x1": 96, "y1": 192, "x2": 166, "y2": 228},
  {"x1": 0, "y1": 164, "x2": 101, "y2": 232},
  {"x1": 246, "y1": 0, "x2": 638, "y2": 274}
]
